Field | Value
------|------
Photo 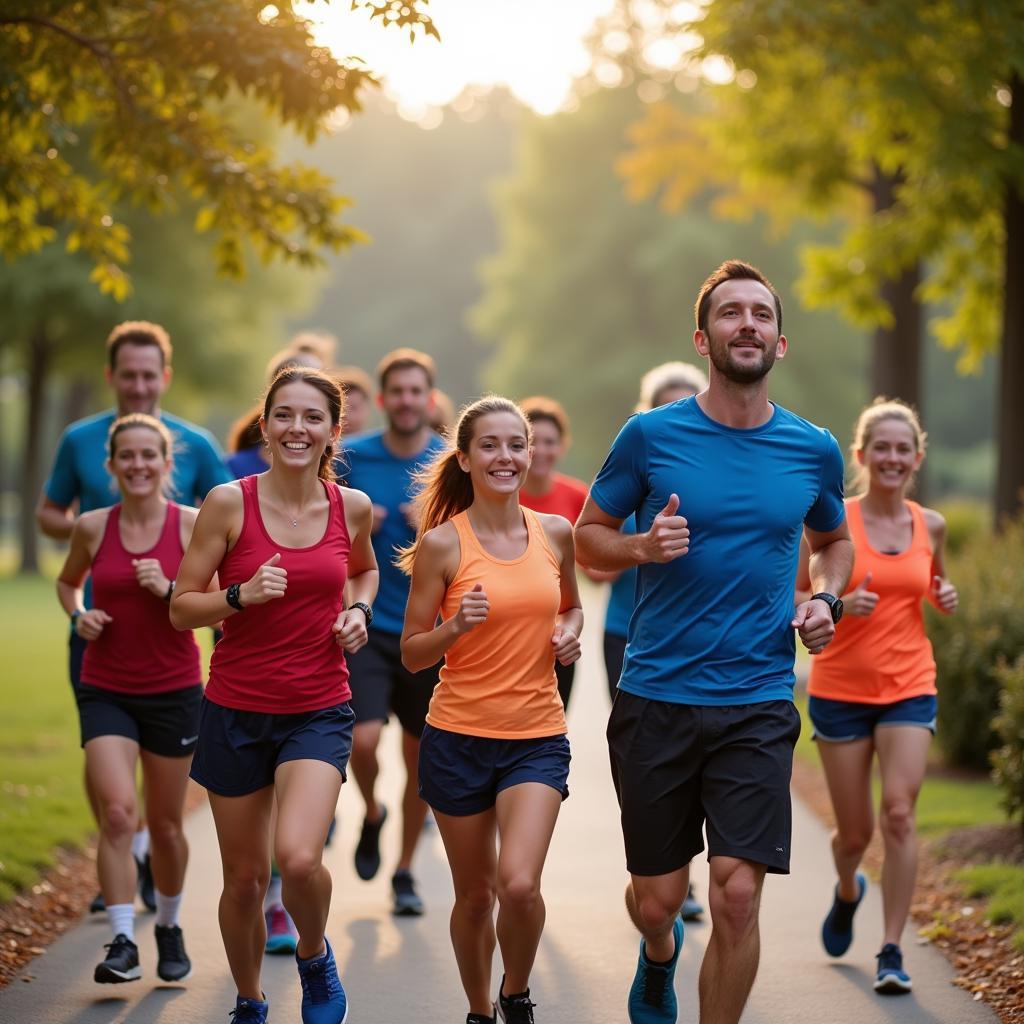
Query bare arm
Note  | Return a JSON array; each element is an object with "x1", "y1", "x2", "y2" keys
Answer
[
  {"x1": 575, "y1": 493, "x2": 689, "y2": 571},
  {"x1": 541, "y1": 514, "x2": 584, "y2": 664},
  {"x1": 331, "y1": 488, "x2": 380, "y2": 653},
  {"x1": 37, "y1": 495, "x2": 75, "y2": 541},
  {"x1": 400, "y1": 523, "x2": 478, "y2": 673},
  {"x1": 792, "y1": 521, "x2": 854, "y2": 655},
  {"x1": 924, "y1": 508, "x2": 958, "y2": 613},
  {"x1": 55, "y1": 513, "x2": 113, "y2": 640}
]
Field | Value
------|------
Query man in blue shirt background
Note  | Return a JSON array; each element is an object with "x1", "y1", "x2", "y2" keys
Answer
[
  {"x1": 338, "y1": 348, "x2": 445, "y2": 917},
  {"x1": 577, "y1": 261, "x2": 854, "y2": 1024}
]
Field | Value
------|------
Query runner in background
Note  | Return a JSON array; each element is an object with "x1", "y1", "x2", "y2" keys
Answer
[
  {"x1": 56, "y1": 414, "x2": 203, "y2": 986},
  {"x1": 799, "y1": 398, "x2": 957, "y2": 995},
  {"x1": 400, "y1": 395, "x2": 583, "y2": 1024},
  {"x1": 335, "y1": 366, "x2": 375, "y2": 438},
  {"x1": 429, "y1": 388, "x2": 455, "y2": 436}
]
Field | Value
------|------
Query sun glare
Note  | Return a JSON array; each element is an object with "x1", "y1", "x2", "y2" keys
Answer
[{"x1": 302, "y1": 0, "x2": 616, "y2": 121}]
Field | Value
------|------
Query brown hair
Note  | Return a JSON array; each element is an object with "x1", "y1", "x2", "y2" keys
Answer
[
  {"x1": 106, "y1": 321, "x2": 172, "y2": 370},
  {"x1": 107, "y1": 413, "x2": 174, "y2": 461},
  {"x1": 334, "y1": 365, "x2": 374, "y2": 401},
  {"x1": 520, "y1": 395, "x2": 571, "y2": 444},
  {"x1": 376, "y1": 347, "x2": 437, "y2": 390},
  {"x1": 636, "y1": 361, "x2": 708, "y2": 412},
  {"x1": 262, "y1": 368, "x2": 344, "y2": 482},
  {"x1": 429, "y1": 388, "x2": 455, "y2": 436},
  {"x1": 397, "y1": 395, "x2": 531, "y2": 574},
  {"x1": 227, "y1": 402, "x2": 264, "y2": 454},
  {"x1": 850, "y1": 397, "x2": 927, "y2": 495},
  {"x1": 694, "y1": 260, "x2": 783, "y2": 337}
]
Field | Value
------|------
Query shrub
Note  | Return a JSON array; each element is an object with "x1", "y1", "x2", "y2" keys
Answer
[
  {"x1": 929, "y1": 512, "x2": 1024, "y2": 770},
  {"x1": 991, "y1": 655, "x2": 1024, "y2": 830}
]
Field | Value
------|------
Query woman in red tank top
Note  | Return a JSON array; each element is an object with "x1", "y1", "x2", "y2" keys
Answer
[
  {"x1": 171, "y1": 368, "x2": 378, "y2": 1024},
  {"x1": 400, "y1": 396, "x2": 583, "y2": 1024},
  {"x1": 56, "y1": 414, "x2": 203, "y2": 986},
  {"x1": 797, "y1": 399, "x2": 958, "y2": 995}
]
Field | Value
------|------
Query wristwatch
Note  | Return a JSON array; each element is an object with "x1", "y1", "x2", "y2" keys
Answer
[
  {"x1": 350, "y1": 601, "x2": 373, "y2": 626},
  {"x1": 810, "y1": 592, "x2": 844, "y2": 624},
  {"x1": 163, "y1": 580, "x2": 176, "y2": 603},
  {"x1": 225, "y1": 583, "x2": 245, "y2": 612}
]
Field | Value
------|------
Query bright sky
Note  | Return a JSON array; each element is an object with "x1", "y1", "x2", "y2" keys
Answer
[{"x1": 300, "y1": 0, "x2": 618, "y2": 121}]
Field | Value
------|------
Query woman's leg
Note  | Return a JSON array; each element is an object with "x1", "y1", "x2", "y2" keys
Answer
[
  {"x1": 433, "y1": 806, "x2": 499, "y2": 1017},
  {"x1": 273, "y1": 758, "x2": 343, "y2": 960},
  {"x1": 85, "y1": 735, "x2": 140, "y2": 907},
  {"x1": 816, "y1": 737, "x2": 875, "y2": 901},
  {"x1": 494, "y1": 782, "x2": 562, "y2": 995},
  {"x1": 139, "y1": 749, "x2": 192, "y2": 900},
  {"x1": 209, "y1": 787, "x2": 275, "y2": 1000},
  {"x1": 874, "y1": 726, "x2": 931, "y2": 946}
]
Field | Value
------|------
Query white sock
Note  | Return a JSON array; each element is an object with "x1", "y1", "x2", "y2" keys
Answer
[
  {"x1": 264, "y1": 875, "x2": 283, "y2": 911},
  {"x1": 154, "y1": 889, "x2": 182, "y2": 928},
  {"x1": 107, "y1": 903, "x2": 135, "y2": 941},
  {"x1": 131, "y1": 827, "x2": 150, "y2": 861}
]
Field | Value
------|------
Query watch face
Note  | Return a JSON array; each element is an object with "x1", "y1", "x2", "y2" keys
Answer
[{"x1": 832, "y1": 597, "x2": 844, "y2": 623}]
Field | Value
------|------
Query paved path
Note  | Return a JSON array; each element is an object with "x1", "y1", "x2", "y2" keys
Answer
[{"x1": 1, "y1": 592, "x2": 997, "y2": 1023}]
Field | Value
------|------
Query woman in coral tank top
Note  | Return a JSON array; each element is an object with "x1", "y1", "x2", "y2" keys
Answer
[
  {"x1": 797, "y1": 399, "x2": 958, "y2": 996},
  {"x1": 171, "y1": 368, "x2": 378, "y2": 1024},
  {"x1": 56, "y1": 414, "x2": 202, "y2": 987},
  {"x1": 400, "y1": 396, "x2": 583, "y2": 1024}
]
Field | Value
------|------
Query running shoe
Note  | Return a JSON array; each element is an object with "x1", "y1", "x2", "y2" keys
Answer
[
  {"x1": 230, "y1": 995, "x2": 270, "y2": 1022},
  {"x1": 296, "y1": 938, "x2": 349, "y2": 1024},
  {"x1": 94, "y1": 933, "x2": 141, "y2": 983},
  {"x1": 265, "y1": 903, "x2": 299, "y2": 955},
  {"x1": 155, "y1": 923, "x2": 192, "y2": 982},
  {"x1": 497, "y1": 977, "x2": 536, "y2": 1024},
  {"x1": 680, "y1": 883, "x2": 704, "y2": 922},
  {"x1": 391, "y1": 868, "x2": 425, "y2": 916},
  {"x1": 821, "y1": 871, "x2": 866, "y2": 957},
  {"x1": 467, "y1": 1009, "x2": 497, "y2": 1024},
  {"x1": 627, "y1": 916, "x2": 683, "y2": 1024},
  {"x1": 874, "y1": 943, "x2": 912, "y2": 994},
  {"x1": 354, "y1": 805, "x2": 387, "y2": 881},
  {"x1": 89, "y1": 891, "x2": 105, "y2": 914},
  {"x1": 136, "y1": 853, "x2": 157, "y2": 912}
]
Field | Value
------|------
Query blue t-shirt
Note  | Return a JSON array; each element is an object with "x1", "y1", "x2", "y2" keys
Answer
[
  {"x1": 227, "y1": 446, "x2": 269, "y2": 479},
  {"x1": 590, "y1": 397, "x2": 845, "y2": 706},
  {"x1": 604, "y1": 514, "x2": 638, "y2": 638},
  {"x1": 339, "y1": 429, "x2": 445, "y2": 636},
  {"x1": 45, "y1": 409, "x2": 230, "y2": 513}
]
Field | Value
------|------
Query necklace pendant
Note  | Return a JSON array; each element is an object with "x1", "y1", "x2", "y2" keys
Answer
[{"x1": 291, "y1": 519, "x2": 298, "y2": 527}]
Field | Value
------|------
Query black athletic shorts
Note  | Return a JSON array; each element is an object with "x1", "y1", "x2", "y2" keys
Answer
[
  {"x1": 602, "y1": 631, "x2": 627, "y2": 704},
  {"x1": 607, "y1": 690, "x2": 801, "y2": 876},
  {"x1": 345, "y1": 629, "x2": 440, "y2": 738},
  {"x1": 76, "y1": 681, "x2": 203, "y2": 757}
]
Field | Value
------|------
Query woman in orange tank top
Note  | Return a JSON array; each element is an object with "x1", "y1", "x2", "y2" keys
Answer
[
  {"x1": 797, "y1": 398, "x2": 958, "y2": 996},
  {"x1": 400, "y1": 396, "x2": 583, "y2": 1024}
]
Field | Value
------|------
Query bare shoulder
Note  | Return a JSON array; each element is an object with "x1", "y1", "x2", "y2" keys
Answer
[
  {"x1": 536, "y1": 511, "x2": 574, "y2": 548},
  {"x1": 74, "y1": 508, "x2": 109, "y2": 542},
  {"x1": 337, "y1": 484, "x2": 372, "y2": 517},
  {"x1": 420, "y1": 519, "x2": 460, "y2": 558},
  {"x1": 921, "y1": 506, "x2": 946, "y2": 542},
  {"x1": 203, "y1": 480, "x2": 243, "y2": 511},
  {"x1": 177, "y1": 503, "x2": 200, "y2": 529}
]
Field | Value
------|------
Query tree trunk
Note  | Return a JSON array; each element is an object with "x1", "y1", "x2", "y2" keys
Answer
[
  {"x1": 996, "y1": 71, "x2": 1024, "y2": 527},
  {"x1": 18, "y1": 325, "x2": 53, "y2": 574}
]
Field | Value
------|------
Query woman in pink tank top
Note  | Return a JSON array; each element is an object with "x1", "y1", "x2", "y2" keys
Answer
[
  {"x1": 797, "y1": 399, "x2": 958, "y2": 995},
  {"x1": 400, "y1": 396, "x2": 583, "y2": 1024},
  {"x1": 171, "y1": 368, "x2": 378, "y2": 1024},
  {"x1": 56, "y1": 414, "x2": 203, "y2": 986}
]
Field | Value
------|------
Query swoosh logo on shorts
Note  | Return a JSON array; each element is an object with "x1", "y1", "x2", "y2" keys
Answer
[{"x1": 180, "y1": 735, "x2": 199, "y2": 745}]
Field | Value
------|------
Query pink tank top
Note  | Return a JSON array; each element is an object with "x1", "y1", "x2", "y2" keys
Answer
[
  {"x1": 82, "y1": 503, "x2": 201, "y2": 694},
  {"x1": 206, "y1": 475, "x2": 352, "y2": 713}
]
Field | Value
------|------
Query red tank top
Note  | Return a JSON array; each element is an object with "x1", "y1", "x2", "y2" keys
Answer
[
  {"x1": 82, "y1": 502, "x2": 201, "y2": 694},
  {"x1": 206, "y1": 475, "x2": 352, "y2": 713}
]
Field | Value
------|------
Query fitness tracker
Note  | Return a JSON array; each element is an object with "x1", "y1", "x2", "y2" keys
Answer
[
  {"x1": 810, "y1": 592, "x2": 844, "y2": 624},
  {"x1": 350, "y1": 601, "x2": 373, "y2": 626},
  {"x1": 225, "y1": 583, "x2": 245, "y2": 611}
]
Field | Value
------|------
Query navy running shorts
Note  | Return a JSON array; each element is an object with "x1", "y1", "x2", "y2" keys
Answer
[
  {"x1": 607, "y1": 691, "x2": 801, "y2": 876},
  {"x1": 76, "y1": 682, "x2": 203, "y2": 757},
  {"x1": 190, "y1": 698, "x2": 354, "y2": 797},
  {"x1": 418, "y1": 724, "x2": 571, "y2": 817},
  {"x1": 345, "y1": 629, "x2": 439, "y2": 738},
  {"x1": 808, "y1": 693, "x2": 937, "y2": 742}
]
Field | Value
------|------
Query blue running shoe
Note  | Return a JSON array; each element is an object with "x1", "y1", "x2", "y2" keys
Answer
[
  {"x1": 297, "y1": 938, "x2": 349, "y2": 1024},
  {"x1": 627, "y1": 916, "x2": 683, "y2": 1023},
  {"x1": 821, "y1": 872, "x2": 866, "y2": 957},
  {"x1": 679, "y1": 883, "x2": 704, "y2": 922},
  {"x1": 874, "y1": 943, "x2": 912, "y2": 994},
  {"x1": 230, "y1": 995, "x2": 269, "y2": 1023}
]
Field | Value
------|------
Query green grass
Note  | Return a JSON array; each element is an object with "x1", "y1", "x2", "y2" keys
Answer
[
  {"x1": 0, "y1": 573, "x2": 95, "y2": 902},
  {"x1": 956, "y1": 862, "x2": 1024, "y2": 951}
]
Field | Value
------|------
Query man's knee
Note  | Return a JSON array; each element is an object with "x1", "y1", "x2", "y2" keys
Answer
[
  {"x1": 709, "y1": 860, "x2": 763, "y2": 935},
  {"x1": 629, "y1": 875, "x2": 687, "y2": 935}
]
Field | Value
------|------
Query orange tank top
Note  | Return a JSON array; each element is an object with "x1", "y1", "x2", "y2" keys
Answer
[
  {"x1": 426, "y1": 508, "x2": 567, "y2": 739},
  {"x1": 808, "y1": 497, "x2": 937, "y2": 703}
]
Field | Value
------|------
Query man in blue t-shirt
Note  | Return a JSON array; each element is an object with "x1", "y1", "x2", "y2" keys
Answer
[
  {"x1": 37, "y1": 320, "x2": 229, "y2": 913},
  {"x1": 577, "y1": 261, "x2": 854, "y2": 1024},
  {"x1": 338, "y1": 348, "x2": 444, "y2": 917}
]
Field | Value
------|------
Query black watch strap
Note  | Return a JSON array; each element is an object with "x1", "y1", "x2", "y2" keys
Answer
[
  {"x1": 351, "y1": 601, "x2": 373, "y2": 626},
  {"x1": 226, "y1": 583, "x2": 245, "y2": 611},
  {"x1": 811, "y1": 591, "x2": 843, "y2": 623},
  {"x1": 164, "y1": 580, "x2": 175, "y2": 603}
]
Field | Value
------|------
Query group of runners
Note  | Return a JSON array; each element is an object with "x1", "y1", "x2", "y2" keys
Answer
[{"x1": 37, "y1": 259, "x2": 958, "y2": 1024}]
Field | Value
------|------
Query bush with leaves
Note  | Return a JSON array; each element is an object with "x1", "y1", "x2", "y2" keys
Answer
[
  {"x1": 991, "y1": 655, "x2": 1024, "y2": 830},
  {"x1": 929, "y1": 513, "x2": 1024, "y2": 770}
]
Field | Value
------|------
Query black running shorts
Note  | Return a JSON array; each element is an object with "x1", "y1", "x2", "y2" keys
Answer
[
  {"x1": 76, "y1": 682, "x2": 203, "y2": 757},
  {"x1": 607, "y1": 691, "x2": 801, "y2": 876}
]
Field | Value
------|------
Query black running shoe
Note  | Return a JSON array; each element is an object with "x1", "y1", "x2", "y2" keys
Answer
[
  {"x1": 89, "y1": 891, "x2": 105, "y2": 914},
  {"x1": 155, "y1": 923, "x2": 192, "y2": 982},
  {"x1": 497, "y1": 981, "x2": 536, "y2": 1024},
  {"x1": 467, "y1": 1009, "x2": 497, "y2": 1024},
  {"x1": 137, "y1": 854, "x2": 157, "y2": 912},
  {"x1": 94, "y1": 933, "x2": 141, "y2": 983},
  {"x1": 391, "y1": 868, "x2": 425, "y2": 916},
  {"x1": 354, "y1": 805, "x2": 387, "y2": 881}
]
